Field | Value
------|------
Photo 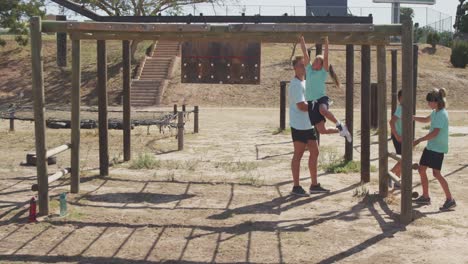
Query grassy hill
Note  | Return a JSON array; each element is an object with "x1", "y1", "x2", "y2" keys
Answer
[
  {"x1": 1, "y1": 38, "x2": 467, "y2": 109},
  {"x1": 0, "y1": 36, "x2": 153, "y2": 107}
]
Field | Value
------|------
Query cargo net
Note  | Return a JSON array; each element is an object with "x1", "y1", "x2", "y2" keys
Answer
[{"x1": 0, "y1": 104, "x2": 193, "y2": 134}]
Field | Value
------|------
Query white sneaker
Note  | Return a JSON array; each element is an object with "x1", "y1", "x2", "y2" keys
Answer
[{"x1": 338, "y1": 124, "x2": 352, "y2": 143}]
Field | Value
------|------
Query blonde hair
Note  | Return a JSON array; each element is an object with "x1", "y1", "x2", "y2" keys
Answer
[
  {"x1": 314, "y1": 55, "x2": 324, "y2": 65},
  {"x1": 426, "y1": 88, "x2": 447, "y2": 109}
]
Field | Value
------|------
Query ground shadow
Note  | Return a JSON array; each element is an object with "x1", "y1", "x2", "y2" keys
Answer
[{"x1": 85, "y1": 192, "x2": 195, "y2": 204}]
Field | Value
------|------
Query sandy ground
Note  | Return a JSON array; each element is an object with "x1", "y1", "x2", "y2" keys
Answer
[{"x1": 0, "y1": 108, "x2": 467, "y2": 264}]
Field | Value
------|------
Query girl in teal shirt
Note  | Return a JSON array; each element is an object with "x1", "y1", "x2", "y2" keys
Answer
[
  {"x1": 413, "y1": 88, "x2": 455, "y2": 211},
  {"x1": 299, "y1": 35, "x2": 352, "y2": 143}
]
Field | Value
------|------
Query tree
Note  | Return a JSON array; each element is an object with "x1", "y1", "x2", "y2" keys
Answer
[
  {"x1": 0, "y1": 0, "x2": 44, "y2": 47},
  {"x1": 400, "y1": 7, "x2": 414, "y2": 23},
  {"x1": 74, "y1": 0, "x2": 224, "y2": 60}
]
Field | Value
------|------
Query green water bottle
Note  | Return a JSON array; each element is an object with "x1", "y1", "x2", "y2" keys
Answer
[{"x1": 59, "y1": 192, "x2": 67, "y2": 217}]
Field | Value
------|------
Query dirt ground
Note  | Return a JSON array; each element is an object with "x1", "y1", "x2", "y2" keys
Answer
[{"x1": 0, "y1": 108, "x2": 468, "y2": 264}]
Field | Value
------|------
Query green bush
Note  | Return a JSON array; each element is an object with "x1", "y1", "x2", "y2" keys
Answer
[
  {"x1": 450, "y1": 41, "x2": 468, "y2": 68},
  {"x1": 438, "y1": 31, "x2": 454, "y2": 47},
  {"x1": 426, "y1": 32, "x2": 440, "y2": 48}
]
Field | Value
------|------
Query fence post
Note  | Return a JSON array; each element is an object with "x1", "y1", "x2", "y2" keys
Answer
[
  {"x1": 361, "y1": 44, "x2": 371, "y2": 183},
  {"x1": 182, "y1": 104, "x2": 186, "y2": 112},
  {"x1": 97, "y1": 40, "x2": 109, "y2": 177},
  {"x1": 401, "y1": 19, "x2": 415, "y2": 225},
  {"x1": 56, "y1": 15, "x2": 67, "y2": 67},
  {"x1": 345, "y1": 44, "x2": 354, "y2": 162},
  {"x1": 31, "y1": 16, "x2": 49, "y2": 215},
  {"x1": 178, "y1": 112, "x2": 184, "y2": 151},
  {"x1": 9, "y1": 110, "x2": 14, "y2": 132},
  {"x1": 71, "y1": 38, "x2": 81, "y2": 193},
  {"x1": 279, "y1": 81, "x2": 286, "y2": 131},
  {"x1": 194, "y1": 106, "x2": 199, "y2": 133},
  {"x1": 123, "y1": 40, "x2": 131, "y2": 162},
  {"x1": 173, "y1": 104, "x2": 177, "y2": 115},
  {"x1": 370, "y1": 83, "x2": 378, "y2": 129},
  {"x1": 377, "y1": 45, "x2": 388, "y2": 197},
  {"x1": 413, "y1": 44, "x2": 418, "y2": 139},
  {"x1": 391, "y1": 50, "x2": 398, "y2": 114}
]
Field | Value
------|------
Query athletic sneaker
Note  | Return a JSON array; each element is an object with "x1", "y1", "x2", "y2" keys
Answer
[
  {"x1": 337, "y1": 124, "x2": 352, "y2": 143},
  {"x1": 309, "y1": 183, "x2": 330, "y2": 194},
  {"x1": 413, "y1": 196, "x2": 431, "y2": 205},
  {"x1": 291, "y1": 186, "x2": 309, "y2": 197},
  {"x1": 439, "y1": 199, "x2": 456, "y2": 211}
]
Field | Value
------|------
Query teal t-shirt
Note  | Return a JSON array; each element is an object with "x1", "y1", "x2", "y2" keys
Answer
[
  {"x1": 393, "y1": 105, "x2": 402, "y2": 136},
  {"x1": 427, "y1": 109, "x2": 449, "y2": 154},
  {"x1": 289, "y1": 78, "x2": 313, "y2": 130},
  {"x1": 305, "y1": 64, "x2": 327, "y2": 101}
]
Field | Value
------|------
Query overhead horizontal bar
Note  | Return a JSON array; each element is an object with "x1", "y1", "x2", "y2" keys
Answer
[
  {"x1": 70, "y1": 31, "x2": 390, "y2": 45},
  {"x1": 42, "y1": 20, "x2": 401, "y2": 36},
  {"x1": 99, "y1": 15, "x2": 373, "y2": 24}
]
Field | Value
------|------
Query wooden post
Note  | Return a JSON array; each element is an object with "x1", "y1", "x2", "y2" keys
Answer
[
  {"x1": 177, "y1": 112, "x2": 184, "y2": 151},
  {"x1": 123, "y1": 40, "x2": 131, "y2": 162},
  {"x1": 9, "y1": 110, "x2": 14, "y2": 132},
  {"x1": 194, "y1": 106, "x2": 199, "y2": 133},
  {"x1": 182, "y1": 104, "x2": 186, "y2": 112},
  {"x1": 370, "y1": 83, "x2": 378, "y2": 129},
  {"x1": 401, "y1": 20, "x2": 414, "y2": 224},
  {"x1": 279, "y1": 81, "x2": 286, "y2": 131},
  {"x1": 97, "y1": 40, "x2": 109, "y2": 176},
  {"x1": 315, "y1": 44, "x2": 323, "y2": 55},
  {"x1": 56, "y1": 15, "x2": 67, "y2": 67},
  {"x1": 391, "y1": 49, "x2": 398, "y2": 114},
  {"x1": 71, "y1": 39, "x2": 81, "y2": 193},
  {"x1": 173, "y1": 104, "x2": 177, "y2": 114},
  {"x1": 31, "y1": 17, "x2": 49, "y2": 215},
  {"x1": 377, "y1": 45, "x2": 388, "y2": 197},
  {"x1": 413, "y1": 44, "x2": 418, "y2": 139},
  {"x1": 361, "y1": 45, "x2": 371, "y2": 183},
  {"x1": 345, "y1": 44, "x2": 354, "y2": 162}
]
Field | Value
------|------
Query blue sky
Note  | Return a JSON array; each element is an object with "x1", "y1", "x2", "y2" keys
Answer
[{"x1": 46, "y1": 0, "x2": 459, "y2": 27}]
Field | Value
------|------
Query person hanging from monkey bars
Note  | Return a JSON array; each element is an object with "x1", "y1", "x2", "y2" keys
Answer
[{"x1": 299, "y1": 35, "x2": 352, "y2": 143}]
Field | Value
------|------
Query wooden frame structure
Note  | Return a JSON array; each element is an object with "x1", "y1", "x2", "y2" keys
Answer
[{"x1": 30, "y1": 16, "x2": 414, "y2": 224}]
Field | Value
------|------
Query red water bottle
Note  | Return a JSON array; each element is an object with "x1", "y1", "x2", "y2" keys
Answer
[{"x1": 28, "y1": 197, "x2": 37, "y2": 223}]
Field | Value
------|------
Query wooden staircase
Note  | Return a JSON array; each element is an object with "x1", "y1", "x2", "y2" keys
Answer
[{"x1": 131, "y1": 41, "x2": 180, "y2": 107}]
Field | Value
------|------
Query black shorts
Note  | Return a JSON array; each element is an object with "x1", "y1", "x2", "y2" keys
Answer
[
  {"x1": 391, "y1": 134, "x2": 402, "y2": 155},
  {"x1": 307, "y1": 96, "x2": 330, "y2": 126},
  {"x1": 291, "y1": 127, "x2": 318, "y2": 144},
  {"x1": 419, "y1": 148, "x2": 445, "y2": 171}
]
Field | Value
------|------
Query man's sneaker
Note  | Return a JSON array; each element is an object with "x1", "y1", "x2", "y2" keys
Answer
[
  {"x1": 413, "y1": 196, "x2": 431, "y2": 205},
  {"x1": 291, "y1": 186, "x2": 309, "y2": 197},
  {"x1": 309, "y1": 183, "x2": 330, "y2": 194},
  {"x1": 337, "y1": 124, "x2": 352, "y2": 143},
  {"x1": 439, "y1": 199, "x2": 456, "y2": 211}
]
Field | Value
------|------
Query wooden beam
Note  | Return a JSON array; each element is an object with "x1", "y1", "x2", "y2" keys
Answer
[
  {"x1": 401, "y1": 19, "x2": 414, "y2": 225},
  {"x1": 228, "y1": 24, "x2": 375, "y2": 32},
  {"x1": 97, "y1": 40, "x2": 109, "y2": 176},
  {"x1": 345, "y1": 44, "x2": 354, "y2": 162},
  {"x1": 71, "y1": 38, "x2": 80, "y2": 193},
  {"x1": 361, "y1": 45, "x2": 371, "y2": 183},
  {"x1": 44, "y1": 21, "x2": 210, "y2": 33},
  {"x1": 31, "y1": 168, "x2": 71, "y2": 192},
  {"x1": 377, "y1": 45, "x2": 388, "y2": 197},
  {"x1": 70, "y1": 31, "x2": 390, "y2": 45},
  {"x1": 122, "y1": 40, "x2": 131, "y2": 162},
  {"x1": 31, "y1": 16, "x2": 49, "y2": 215}
]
